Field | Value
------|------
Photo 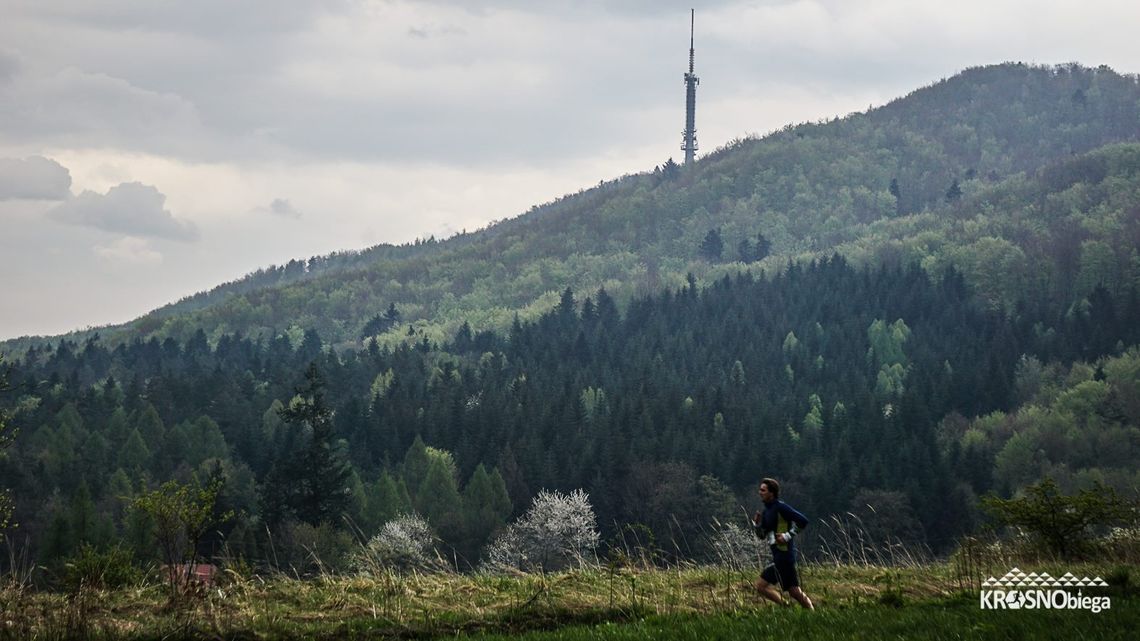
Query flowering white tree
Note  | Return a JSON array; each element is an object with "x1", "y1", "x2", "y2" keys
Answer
[
  {"x1": 356, "y1": 513, "x2": 446, "y2": 574},
  {"x1": 703, "y1": 521, "x2": 764, "y2": 570},
  {"x1": 482, "y1": 489, "x2": 600, "y2": 573}
]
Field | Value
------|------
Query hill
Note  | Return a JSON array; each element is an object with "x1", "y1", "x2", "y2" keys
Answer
[
  {"x1": 2, "y1": 62, "x2": 1139, "y2": 576},
  {"x1": 5, "y1": 62, "x2": 1140, "y2": 353}
]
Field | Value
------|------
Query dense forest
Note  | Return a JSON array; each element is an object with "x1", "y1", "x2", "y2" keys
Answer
[
  {"x1": 2, "y1": 62, "x2": 1140, "y2": 576},
  {"x1": 2, "y1": 256, "x2": 1138, "y2": 571}
]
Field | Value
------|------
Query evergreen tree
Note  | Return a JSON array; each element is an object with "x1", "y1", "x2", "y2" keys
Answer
[
  {"x1": 699, "y1": 228, "x2": 724, "y2": 262},
  {"x1": 461, "y1": 464, "x2": 512, "y2": 548},
  {"x1": 279, "y1": 363, "x2": 353, "y2": 526},
  {"x1": 945, "y1": 178, "x2": 962, "y2": 202},
  {"x1": 402, "y1": 436, "x2": 431, "y2": 499},
  {"x1": 362, "y1": 471, "x2": 411, "y2": 535},
  {"x1": 416, "y1": 456, "x2": 462, "y2": 540}
]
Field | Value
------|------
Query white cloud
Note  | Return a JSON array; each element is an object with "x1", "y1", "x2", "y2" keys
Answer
[
  {"x1": 47, "y1": 182, "x2": 198, "y2": 241},
  {"x1": 0, "y1": 155, "x2": 71, "y2": 200},
  {"x1": 94, "y1": 236, "x2": 163, "y2": 265},
  {"x1": 267, "y1": 197, "x2": 303, "y2": 218}
]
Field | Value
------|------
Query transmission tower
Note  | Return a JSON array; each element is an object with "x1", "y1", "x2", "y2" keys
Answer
[{"x1": 681, "y1": 9, "x2": 699, "y2": 165}]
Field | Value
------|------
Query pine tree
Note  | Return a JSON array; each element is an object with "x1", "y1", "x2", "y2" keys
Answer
[
  {"x1": 280, "y1": 363, "x2": 353, "y2": 526},
  {"x1": 462, "y1": 464, "x2": 512, "y2": 548},
  {"x1": 416, "y1": 456, "x2": 462, "y2": 538},
  {"x1": 700, "y1": 228, "x2": 724, "y2": 262}
]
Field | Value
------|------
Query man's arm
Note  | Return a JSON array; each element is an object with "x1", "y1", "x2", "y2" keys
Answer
[{"x1": 776, "y1": 502, "x2": 809, "y2": 543}]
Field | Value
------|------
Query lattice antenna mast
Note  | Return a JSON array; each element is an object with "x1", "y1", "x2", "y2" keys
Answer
[{"x1": 682, "y1": 9, "x2": 699, "y2": 165}]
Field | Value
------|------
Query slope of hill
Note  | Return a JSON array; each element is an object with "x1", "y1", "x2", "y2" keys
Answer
[
  {"x1": 4, "y1": 61, "x2": 1140, "y2": 573},
  {"x1": 5, "y1": 62, "x2": 1138, "y2": 354}
]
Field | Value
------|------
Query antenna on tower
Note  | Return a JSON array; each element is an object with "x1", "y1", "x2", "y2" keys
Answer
[{"x1": 682, "y1": 9, "x2": 699, "y2": 165}]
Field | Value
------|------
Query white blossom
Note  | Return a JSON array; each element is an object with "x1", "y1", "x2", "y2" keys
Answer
[
  {"x1": 356, "y1": 513, "x2": 446, "y2": 574},
  {"x1": 483, "y1": 489, "x2": 599, "y2": 573},
  {"x1": 703, "y1": 521, "x2": 765, "y2": 570}
]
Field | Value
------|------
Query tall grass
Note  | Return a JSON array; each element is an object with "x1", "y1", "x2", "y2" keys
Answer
[
  {"x1": 3, "y1": 519, "x2": 1135, "y2": 640},
  {"x1": 2, "y1": 557, "x2": 1133, "y2": 640},
  {"x1": 811, "y1": 512, "x2": 932, "y2": 568}
]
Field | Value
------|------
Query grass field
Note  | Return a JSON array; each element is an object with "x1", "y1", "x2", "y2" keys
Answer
[{"x1": 0, "y1": 562, "x2": 1134, "y2": 640}]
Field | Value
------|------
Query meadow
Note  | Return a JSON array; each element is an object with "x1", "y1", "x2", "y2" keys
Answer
[{"x1": 1, "y1": 561, "x2": 1134, "y2": 640}]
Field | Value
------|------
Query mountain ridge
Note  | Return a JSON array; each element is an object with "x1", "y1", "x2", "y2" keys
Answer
[{"x1": 5, "y1": 61, "x2": 1140, "y2": 352}]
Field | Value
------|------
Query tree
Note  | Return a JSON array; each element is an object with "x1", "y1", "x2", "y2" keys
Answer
[
  {"x1": 462, "y1": 465, "x2": 512, "y2": 550},
  {"x1": 361, "y1": 471, "x2": 411, "y2": 535},
  {"x1": 279, "y1": 363, "x2": 353, "y2": 526},
  {"x1": 416, "y1": 455, "x2": 462, "y2": 537},
  {"x1": 737, "y1": 238, "x2": 754, "y2": 263},
  {"x1": 360, "y1": 303, "x2": 402, "y2": 340},
  {"x1": 982, "y1": 478, "x2": 1137, "y2": 559},
  {"x1": 402, "y1": 436, "x2": 432, "y2": 498},
  {"x1": 945, "y1": 178, "x2": 962, "y2": 203},
  {"x1": 753, "y1": 233, "x2": 772, "y2": 262},
  {"x1": 384, "y1": 302, "x2": 401, "y2": 324},
  {"x1": 483, "y1": 489, "x2": 599, "y2": 572},
  {"x1": 889, "y1": 177, "x2": 901, "y2": 215},
  {"x1": 131, "y1": 478, "x2": 232, "y2": 598},
  {"x1": 700, "y1": 228, "x2": 724, "y2": 262},
  {"x1": 356, "y1": 513, "x2": 445, "y2": 573}
]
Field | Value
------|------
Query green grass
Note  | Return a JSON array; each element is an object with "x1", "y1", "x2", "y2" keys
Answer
[
  {"x1": 0, "y1": 563, "x2": 1133, "y2": 640},
  {"x1": 467, "y1": 598, "x2": 1139, "y2": 641}
]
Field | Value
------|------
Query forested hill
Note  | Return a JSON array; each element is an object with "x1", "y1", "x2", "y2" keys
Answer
[
  {"x1": 5, "y1": 62, "x2": 1139, "y2": 353},
  {"x1": 4, "y1": 254, "x2": 1139, "y2": 567},
  {"x1": 4, "y1": 61, "x2": 1140, "y2": 571}
]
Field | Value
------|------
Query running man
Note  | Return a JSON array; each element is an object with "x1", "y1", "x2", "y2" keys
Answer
[{"x1": 753, "y1": 477, "x2": 814, "y2": 609}]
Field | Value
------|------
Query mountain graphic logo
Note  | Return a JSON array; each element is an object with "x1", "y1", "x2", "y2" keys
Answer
[{"x1": 981, "y1": 567, "x2": 1108, "y2": 589}]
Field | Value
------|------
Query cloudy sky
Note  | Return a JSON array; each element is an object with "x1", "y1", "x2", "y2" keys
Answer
[{"x1": 2, "y1": 0, "x2": 1139, "y2": 340}]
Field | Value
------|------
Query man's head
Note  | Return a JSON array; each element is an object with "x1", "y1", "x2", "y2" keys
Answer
[{"x1": 759, "y1": 477, "x2": 779, "y2": 503}]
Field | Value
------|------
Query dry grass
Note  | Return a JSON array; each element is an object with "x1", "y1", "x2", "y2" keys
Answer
[
  {"x1": 0, "y1": 557, "x2": 1130, "y2": 640},
  {"x1": 0, "y1": 562, "x2": 969, "y2": 640}
]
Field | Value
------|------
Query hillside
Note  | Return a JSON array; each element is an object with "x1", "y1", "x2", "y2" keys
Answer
[
  {"x1": 2, "y1": 61, "x2": 1140, "y2": 578},
  {"x1": 5, "y1": 62, "x2": 1139, "y2": 353}
]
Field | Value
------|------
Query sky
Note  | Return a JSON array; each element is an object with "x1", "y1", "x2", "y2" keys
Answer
[{"x1": 3, "y1": 0, "x2": 1140, "y2": 340}]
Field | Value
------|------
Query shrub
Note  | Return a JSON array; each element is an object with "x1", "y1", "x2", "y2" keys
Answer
[
  {"x1": 356, "y1": 513, "x2": 446, "y2": 574},
  {"x1": 285, "y1": 521, "x2": 356, "y2": 575},
  {"x1": 482, "y1": 489, "x2": 599, "y2": 573},
  {"x1": 702, "y1": 522, "x2": 764, "y2": 570},
  {"x1": 982, "y1": 478, "x2": 1137, "y2": 559},
  {"x1": 61, "y1": 544, "x2": 143, "y2": 591}
]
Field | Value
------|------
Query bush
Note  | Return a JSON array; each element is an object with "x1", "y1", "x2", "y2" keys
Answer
[
  {"x1": 702, "y1": 522, "x2": 764, "y2": 570},
  {"x1": 982, "y1": 478, "x2": 1137, "y2": 559},
  {"x1": 283, "y1": 521, "x2": 356, "y2": 575},
  {"x1": 482, "y1": 489, "x2": 599, "y2": 573},
  {"x1": 61, "y1": 544, "x2": 143, "y2": 591},
  {"x1": 355, "y1": 514, "x2": 446, "y2": 574}
]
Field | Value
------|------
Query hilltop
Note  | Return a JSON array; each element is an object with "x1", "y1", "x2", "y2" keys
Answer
[
  {"x1": 2, "y1": 61, "x2": 1140, "y2": 578},
  {"x1": 5, "y1": 62, "x2": 1140, "y2": 353}
]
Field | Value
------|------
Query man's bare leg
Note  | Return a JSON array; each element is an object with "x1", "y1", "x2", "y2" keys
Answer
[
  {"x1": 754, "y1": 578, "x2": 785, "y2": 606},
  {"x1": 789, "y1": 586, "x2": 814, "y2": 610}
]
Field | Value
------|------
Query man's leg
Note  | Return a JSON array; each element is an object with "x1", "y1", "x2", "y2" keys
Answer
[
  {"x1": 788, "y1": 586, "x2": 814, "y2": 610},
  {"x1": 754, "y1": 577, "x2": 785, "y2": 605}
]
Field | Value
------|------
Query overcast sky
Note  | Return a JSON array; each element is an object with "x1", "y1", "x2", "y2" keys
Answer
[{"x1": 3, "y1": 0, "x2": 1140, "y2": 340}]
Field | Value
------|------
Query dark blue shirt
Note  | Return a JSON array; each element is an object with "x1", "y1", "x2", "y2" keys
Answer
[{"x1": 755, "y1": 499, "x2": 809, "y2": 560}]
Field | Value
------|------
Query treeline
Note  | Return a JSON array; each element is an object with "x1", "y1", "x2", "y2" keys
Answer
[
  {"x1": 6, "y1": 63, "x2": 1138, "y2": 357},
  {"x1": 3, "y1": 256, "x2": 1139, "y2": 572}
]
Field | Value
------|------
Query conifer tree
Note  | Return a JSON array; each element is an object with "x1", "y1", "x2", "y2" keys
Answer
[{"x1": 279, "y1": 363, "x2": 353, "y2": 526}]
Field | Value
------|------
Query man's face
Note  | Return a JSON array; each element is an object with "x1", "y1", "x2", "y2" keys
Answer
[{"x1": 758, "y1": 484, "x2": 773, "y2": 503}]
